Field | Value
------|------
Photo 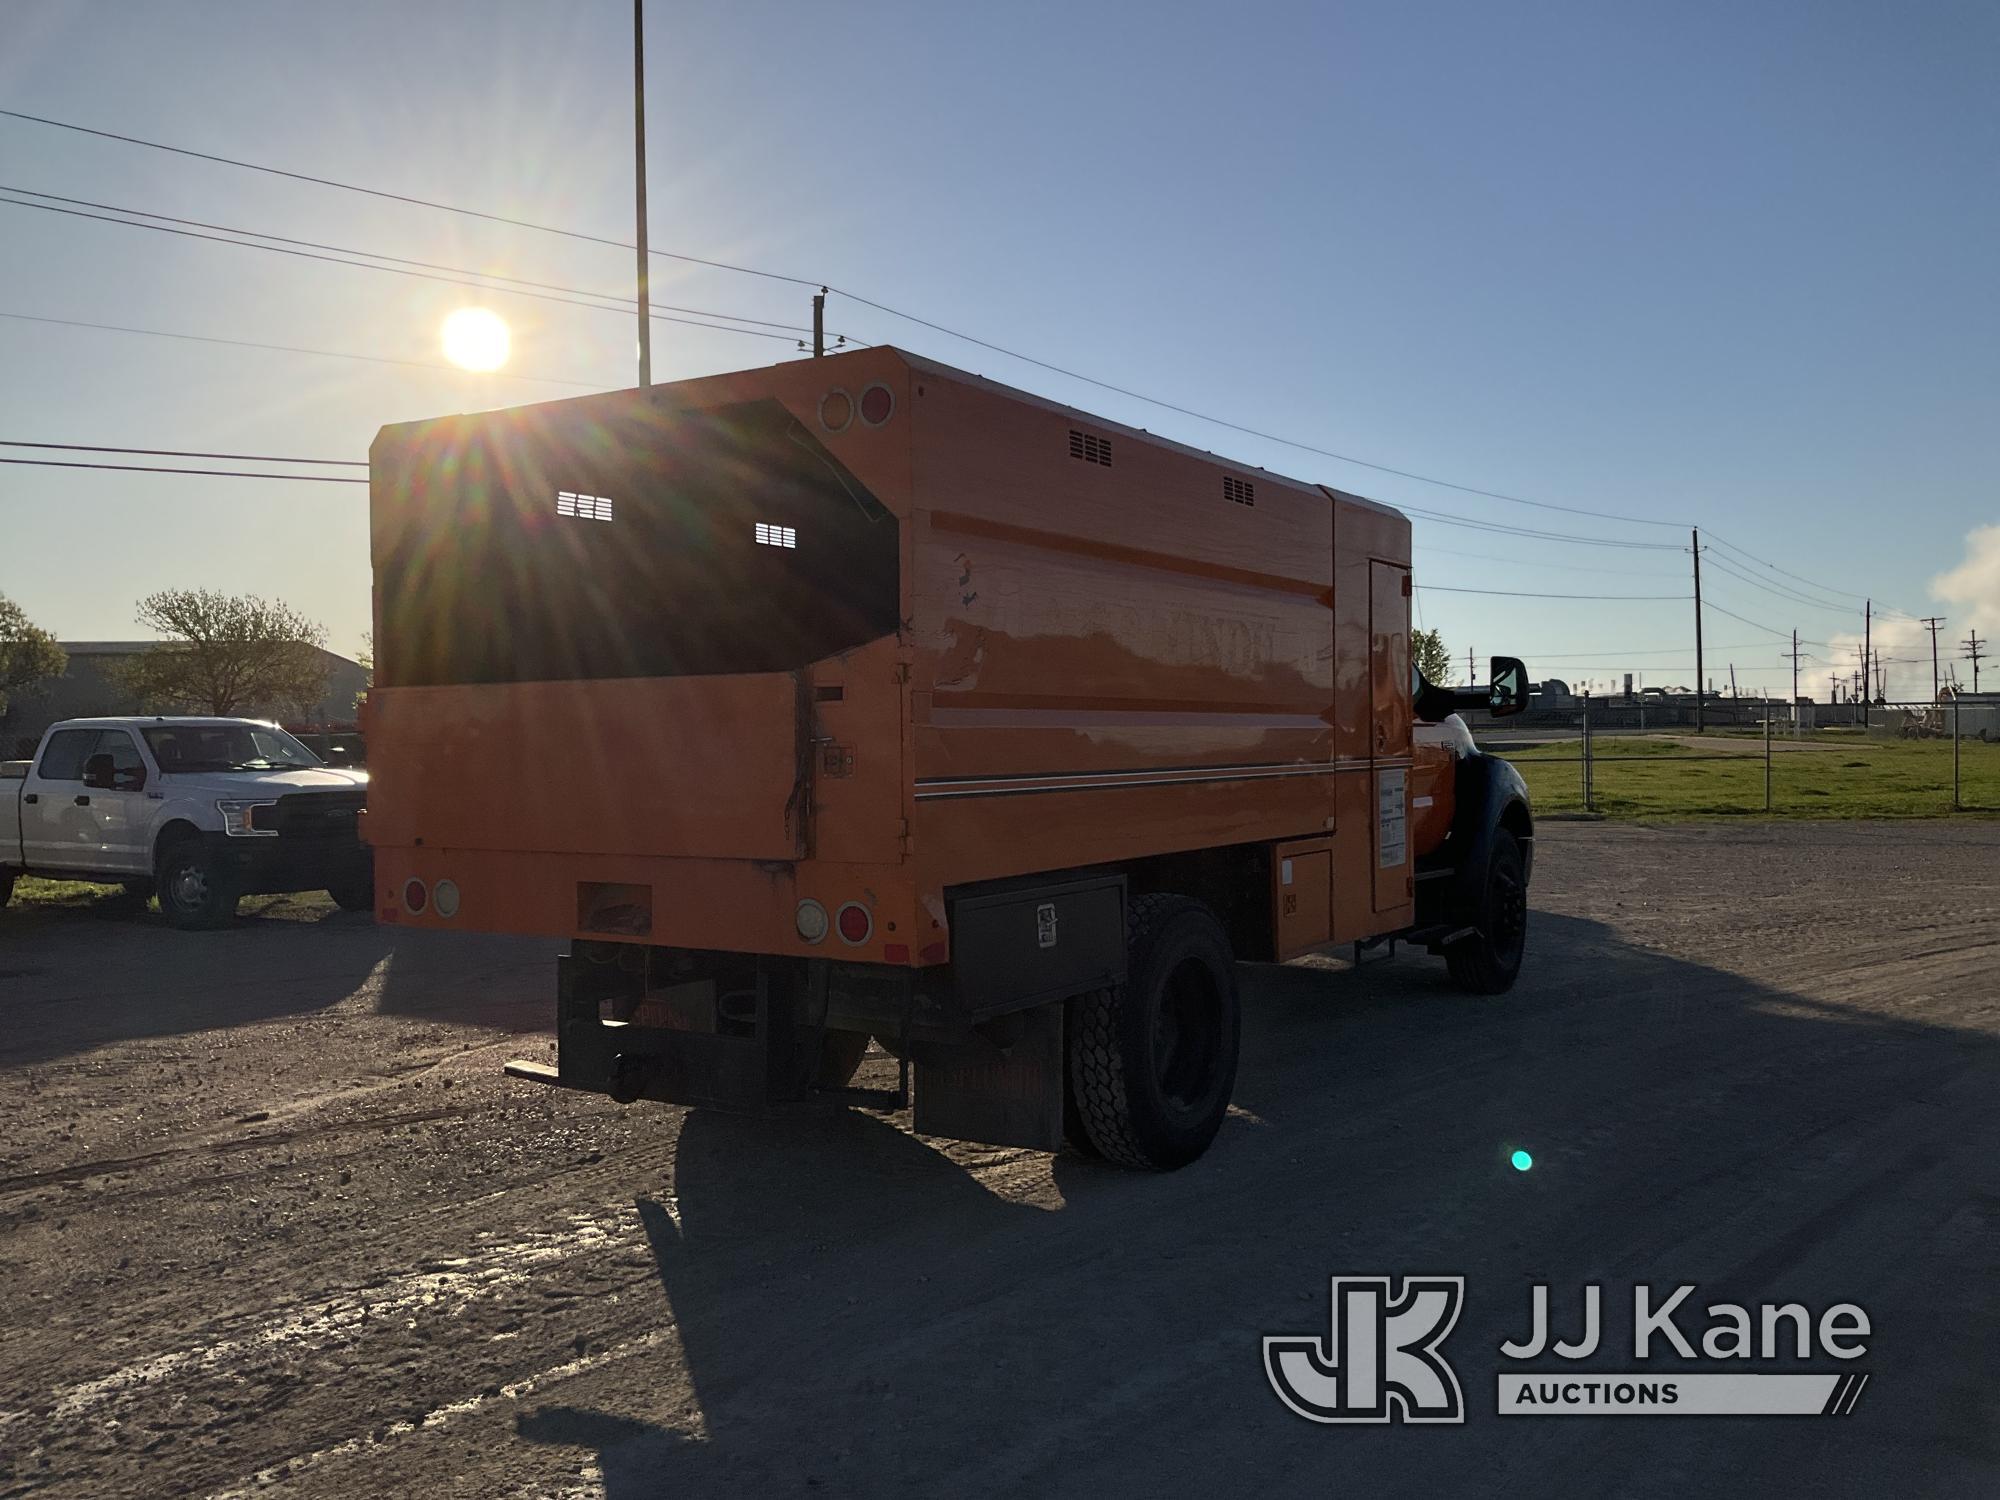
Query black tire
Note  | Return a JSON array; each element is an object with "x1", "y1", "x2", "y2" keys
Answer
[
  {"x1": 810, "y1": 1030, "x2": 871, "y2": 1090},
  {"x1": 1067, "y1": 894, "x2": 1241, "y2": 1171},
  {"x1": 1445, "y1": 829, "x2": 1528, "y2": 995},
  {"x1": 120, "y1": 878, "x2": 156, "y2": 903},
  {"x1": 0, "y1": 869, "x2": 15, "y2": 909},
  {"x1": 155, "y1": 836, "x2": 240, "y2": 931},
  {"x1": 327, "y1": 880, "x2": 374, "y2": 912}
]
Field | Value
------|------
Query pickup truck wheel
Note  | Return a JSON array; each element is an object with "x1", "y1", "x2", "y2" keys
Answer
[
  {"x1": 156, "y1": 838, "x2": 240, "y2": 931},
  {"x1": 0, "y1": 870, "x2": 14, "y2": 909},
  {"x1": 327, "y1": 880, "x2": 374, "y2": 912},
  {"x1": 1445, "y1": 829, "x2": 1527, "y2": 995},
  {"x1": 1067, "y1": 894, "x2": 1240, "y2": 1171}
]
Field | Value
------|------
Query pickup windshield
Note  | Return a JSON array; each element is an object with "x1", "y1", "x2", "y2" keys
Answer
[{"x1": 141, "y1": 724, "x2": 322, "y2": 773}]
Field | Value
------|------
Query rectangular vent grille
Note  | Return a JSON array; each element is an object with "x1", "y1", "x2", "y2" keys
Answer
[
  {"x1": 556, "y1": 489, "x2": 614, "y2": 521},
  {"x1": 1224, "y1": 475, "x2": 1255, "y2": 507},
  {"x1": 754, "y1": 521, "x2": 798, "y2": 549},
  {"x1": 1068, "y1": 429, "x2": 1112, "y2": 467}
]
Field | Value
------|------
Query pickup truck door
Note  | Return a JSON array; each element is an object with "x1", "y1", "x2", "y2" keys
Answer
[
  {"x1": 80, "y1": 730, "x2": 154, "y2": 874},
  {"x1": 22, "y1": 727, "x2": 102, "y2": 871}
]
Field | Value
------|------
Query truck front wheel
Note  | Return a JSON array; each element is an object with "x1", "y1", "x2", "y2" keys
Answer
[
  {"x1": 0, "y1": 870, "x2": 14, "y2": 909},
  {"x1": 157, "y1": 837, "x2": 241, "y2": 931},
  {"x1": 1445, "y1": 829, "x2": 1527, "y2": 995},
  {"x1": 1067, "y1": 895, "x2": 1240, "y2": 1170}
]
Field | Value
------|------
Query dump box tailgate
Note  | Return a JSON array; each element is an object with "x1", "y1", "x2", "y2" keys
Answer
[{"x1": 365, "y1": 676, "x2": 801, "y2": 861}]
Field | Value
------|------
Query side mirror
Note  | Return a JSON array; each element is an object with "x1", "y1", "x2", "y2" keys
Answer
[
  {"x1": 1488, "y1": 656, "x2": 1529, "y2": 717},
  {"x1": 82, "y1": 753, "x2": 116, "y2": 789}
]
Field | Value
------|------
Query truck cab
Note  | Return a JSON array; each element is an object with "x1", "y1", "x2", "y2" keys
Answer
[{"x1": 0, "y1": 716, "x2": 373, "y2": 928}]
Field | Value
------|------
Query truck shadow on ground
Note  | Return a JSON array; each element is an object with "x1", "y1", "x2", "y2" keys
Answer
[
  {"x1": 510, "y1": 910, "x2": 2000, "y2": 1498},
  {"x1": 0, "y1": 898, "x2": 551, "y2": 1067}
]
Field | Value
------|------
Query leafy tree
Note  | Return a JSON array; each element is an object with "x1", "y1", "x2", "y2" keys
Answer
[
  {"x1": 119, "y1": 590, "x2": 331, "y2": 717},
  {"x1": 1411, "y1": 627, "x2": 1454, "y2": 685},
  {"x1": 0, "y1": 594, "x2": 67, "y2": 718}
]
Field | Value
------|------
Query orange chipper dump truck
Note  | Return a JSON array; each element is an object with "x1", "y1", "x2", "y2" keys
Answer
[{"x1": 366, "y1": 348, "x2": 1532, "y2": 1170}]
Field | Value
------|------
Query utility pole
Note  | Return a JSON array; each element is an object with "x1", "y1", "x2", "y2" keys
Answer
[
  {"x1": 1729, "y1": 662, "x2": 1738, "y2": 699},
  {"x1": 1921, "y1": 617, "x2": 1946, "y2": 700},
  {"x1": 1967, "y1": 630, "x2": 1987, "y2": 693},
  {"x1": 1467, "y1": 645, "x2": 1475, "y2": 686},
  {"x1": 1860, "y1": 600, "x2": 1870, "y2": 726},
  {"x1": 633, "y1": 0, "x2": 652, "y2": 387},
  {"x1": 1691, "y1": 529, "x2": 1705, "y2": 733},
  {"x1": 812, "y1": 287, "x2": 826, "y2": 357}
]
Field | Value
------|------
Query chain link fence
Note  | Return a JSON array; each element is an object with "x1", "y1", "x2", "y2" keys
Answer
[{"x1": 1481, "y1": 697, "x2": 2000, "y2": 817}]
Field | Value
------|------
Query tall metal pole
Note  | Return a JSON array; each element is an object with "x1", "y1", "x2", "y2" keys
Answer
[
  {"x1": 1764, "y1": 697, "x2": 1773, "y2": 812},
  {"x1": 1861, "y1": 600, "x2": 1870, "y2": 728},
  {"x1": 1691, "y1": 529, "x2": 1705, "y2": 733},
  {"x1": 1922, "y1": 616, "x2": 1945, "y2": 700},
  {"x1": 812, "y1": 288, "x2": 826, "y2": 358},
  {"x1": 633, "y1": 0, "x2": 652, "y2": 387}
]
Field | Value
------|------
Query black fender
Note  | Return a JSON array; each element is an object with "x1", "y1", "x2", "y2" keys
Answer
[{"x1": 1416, "y1": 752, "x2": 1533, "y2": 930}]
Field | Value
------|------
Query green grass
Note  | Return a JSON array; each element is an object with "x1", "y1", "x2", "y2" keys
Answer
[{"x1": 1501, "y1": 735, "x2": 2000, "y2": 819}]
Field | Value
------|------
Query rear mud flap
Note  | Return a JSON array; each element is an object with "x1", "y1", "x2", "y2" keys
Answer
[{"x1": 911, "y1": 1001, "x2": 1064, "y2": 1152}]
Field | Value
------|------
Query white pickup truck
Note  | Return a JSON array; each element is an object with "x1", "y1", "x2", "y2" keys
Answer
[{"x1": 0, "y1": 716, "x2": 372, "y2": 929}]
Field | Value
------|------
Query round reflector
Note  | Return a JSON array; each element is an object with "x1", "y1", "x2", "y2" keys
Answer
[
  {"x1": 835, "y1": 901, "x2": 872, "y2": 945},
  {"x1": 796, "y1": 898, "x2": 829, "y2": 944},
  {"x1": 858, "y1": 383, "x2": 895, "y2": 427},
  {"x1": 403, "y1": 878, "x2": 428, "y2": 914},
  {"x1": 433, "y1": 879, "x2": 461, "y2": 919},
  {"x1": 818, "y1": 389, "x2": 853, "y2": 432}
]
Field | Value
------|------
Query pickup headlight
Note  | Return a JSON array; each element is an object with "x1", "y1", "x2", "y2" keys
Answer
[{"x1": 217, "y1": 800, "x2": 279, "y2": 837}]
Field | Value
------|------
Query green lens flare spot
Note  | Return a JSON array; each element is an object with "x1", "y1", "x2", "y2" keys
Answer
[{"x1": 1510, "y1": 1150, "x2": 1533, "y2": 1172}]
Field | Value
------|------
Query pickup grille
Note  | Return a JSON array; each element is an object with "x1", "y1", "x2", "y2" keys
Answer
[{"x1": 268, "y1": 790, "x2": 366, "y2": 843}]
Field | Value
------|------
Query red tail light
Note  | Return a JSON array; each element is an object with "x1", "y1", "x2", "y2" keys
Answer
[
  {"x1": 403, "y1": 878, "x2": 428, "y2": 913},
  {"x1": 858, "y1": 383, "x2": 895, "y2": 427},
  {"x1": 835, "y1": 902, "x2": 871, "y2": 945}
]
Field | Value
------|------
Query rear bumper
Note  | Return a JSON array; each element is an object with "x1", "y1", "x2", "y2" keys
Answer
[{"x1": 202, "y1": 831, "x2": 372, "y2": 895}]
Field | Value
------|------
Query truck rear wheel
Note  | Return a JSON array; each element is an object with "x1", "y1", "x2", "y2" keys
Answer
[
  {"x1": 156, "y1": 837, "x2": 241, "y2": 931},
  {"x1": 1067, "y1": 894, "x2": 1240, "y2": 1170},
  {"x1": 1445, "y1": 829, "x2": 1527, "y2": 995},
  {"x1": 0, "y1": 870, "x2": 14, "y2": 909}
]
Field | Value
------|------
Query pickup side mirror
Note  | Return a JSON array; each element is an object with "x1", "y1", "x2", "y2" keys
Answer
[
  {"x1": 82, "y1": 753, "x2": 146, "y2": 791},
  {"x1": 1488, "y1": 656, "x2": 1529, "y2": 717}
]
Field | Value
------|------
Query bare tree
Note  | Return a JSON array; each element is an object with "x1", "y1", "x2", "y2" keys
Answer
[
  {"x1": 1411, "y1": 627, "x2": 1454, "y2": 686},
  {"x1": 0, "y1": 593, "x2": 66, "y2": 718},
  {"x1": 120, "y1": 590, "x2": 331, "y2": 718}
]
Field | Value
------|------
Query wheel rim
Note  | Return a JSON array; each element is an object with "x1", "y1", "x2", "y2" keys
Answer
[
  {"x1": 1151, "y1": 956, "x2": 1224, "y2": 1115},
  {"x1": 170, "y1": 862, "x2": 208, "y2": 909}
]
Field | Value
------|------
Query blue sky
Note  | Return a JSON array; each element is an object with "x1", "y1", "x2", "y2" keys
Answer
[{"x1": 2, "y1": 0, "x2": 1993, "y2": 699}]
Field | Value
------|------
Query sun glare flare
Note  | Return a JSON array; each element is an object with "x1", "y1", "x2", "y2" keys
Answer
[{"x1": 442, "y1": 308, "x2": 511, "y2": 372}]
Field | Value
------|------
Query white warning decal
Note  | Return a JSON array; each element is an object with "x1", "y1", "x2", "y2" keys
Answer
[{"x1": 1378, "y1": 769, "x2": 1408, "y2": 869}]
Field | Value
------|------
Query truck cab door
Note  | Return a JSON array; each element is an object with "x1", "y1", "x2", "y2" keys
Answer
[
  {"x1": 80, "y1": 730, "x2": 153, "y2": 873},
  {"x1": 23, "y1": 727, "x2": 102, "y2": 872}
]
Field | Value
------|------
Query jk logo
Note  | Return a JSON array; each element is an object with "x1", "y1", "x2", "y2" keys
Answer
[{"x1": 1265, "y1": 1276, "x2": 1466, "y2": 1424}]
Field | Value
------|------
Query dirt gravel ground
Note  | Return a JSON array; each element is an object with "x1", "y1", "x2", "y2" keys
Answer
[{"x1": 2, "y1": 821, "x2": 1997, "y2": 1498}]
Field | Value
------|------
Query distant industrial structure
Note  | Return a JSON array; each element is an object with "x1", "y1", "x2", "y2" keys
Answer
[{"x1": 0, "y1": 641, "x2": 367, "y2": 756}]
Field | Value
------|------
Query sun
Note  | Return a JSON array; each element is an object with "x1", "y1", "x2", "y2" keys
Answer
[{"x1": 441, "y1": 308, "x2": 511, "y2": 372}]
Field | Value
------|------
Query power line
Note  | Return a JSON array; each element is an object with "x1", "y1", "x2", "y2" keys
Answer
[
  {"x1": 1, "y1": 440, "x2": 365, "y2": 466},
  {"x1": 1699, "y1": 551, "x2": 1871, "y2": 617},
  {"x1": 0, "y1": 193, "x2": 831, "y2": 345},
  {"x1": 0, "y1": 310, "x2": 605, "y2": 389},
  {"x1": 1411, "y1": 541, "x2": 1685, "y2": 577},
  {"x1": 0, "y1": 457, "x2": 365, "y2": 483},
  {"x1": 1402, "y1": 504, "x2": 1684, "y2": 550},
  {"x1": 4, "y1": 185, "x2": 854, "y2": 344},
  {"x1": 1417, "y1": 585, "x2": 1689, "y2": 600},
  {"x1": 0, "y1": 106, "x2": 824, "y2": 290},
  {"x1": 0, "y1": 108, "x2": 1691, "y2": 534},
  {"x1": 1704, "y1": 531, "x2": 1915, "y2": 618}
]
